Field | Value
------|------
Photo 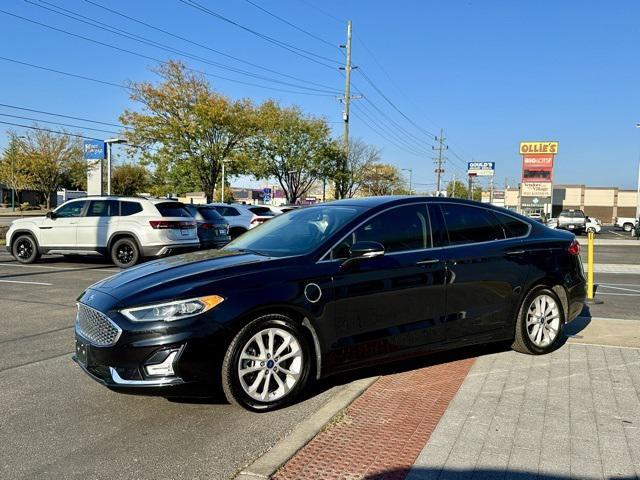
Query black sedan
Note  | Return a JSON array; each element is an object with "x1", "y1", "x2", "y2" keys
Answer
[
  {"x1": 73, "y1": 197, "x2": 586, "y2": 411},
  {"x1": 184, "y1": 204, "x2": 231, "y2": 249}
]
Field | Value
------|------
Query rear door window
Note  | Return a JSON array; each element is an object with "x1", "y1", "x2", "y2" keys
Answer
[
  {"x1": 155, "y1": 202, "x2": 191, "y2": 217},
  {"x1": 120, "y1": 201, "x2": 143, "y2": 216},
  {"x1": 440, "y1": 203, "x2": 505, "y2": 245},
  {"x1": 87, "y1": 200, "x2": 119, "y2": 217}
]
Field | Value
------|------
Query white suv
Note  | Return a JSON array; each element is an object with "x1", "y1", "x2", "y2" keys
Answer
[
  {"x1": 209, "y1": 203, "x2": 274, "y2": 239},
  {"x1": 6, "y1": 196, "x2": 199, "y2": 268}
]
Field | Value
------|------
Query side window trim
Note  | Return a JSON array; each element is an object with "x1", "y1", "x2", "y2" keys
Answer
[{"x1": 320, "y1": 202, "x2": 431, "y2": 262}]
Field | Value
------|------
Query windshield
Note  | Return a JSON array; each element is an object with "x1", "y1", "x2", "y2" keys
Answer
[{"x1": 224, "y1": 205, "x2": 365, "y2": 257}]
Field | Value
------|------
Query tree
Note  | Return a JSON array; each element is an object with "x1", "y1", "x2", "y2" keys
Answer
[
  {"x1": 249, "y1": 101, "x2": 336, "y2": 204},
  {"x1": 361, "y1": 163, "x2": 406, "y2": 196},
  {"x1": 120, "y1": 61, "x2": 259, "y2": 201},
  {"x1": 334, "y1": 138, "x2": 380, "y2": 198},
  {"x1": 112, "y1": 163, "x2": 150, "y2": 196},
  {"x1": 446, "y1": 179, "x2": 483, "y2": 200},
  {"x1": 0, "y1": 132, "x2": 30, "y2": 206},
  {"x1": 19, "y1": 128, "x2": 82, "y2": 208}
]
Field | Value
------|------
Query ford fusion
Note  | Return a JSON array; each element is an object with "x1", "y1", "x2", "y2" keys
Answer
[{"x1": 73, "y1": 197, "x2": 586, "y2": 411}]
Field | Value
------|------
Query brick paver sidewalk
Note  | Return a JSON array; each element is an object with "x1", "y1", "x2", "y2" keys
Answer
[{"x1": 274, "y1": 357, "x2": 475, "y2": 480}]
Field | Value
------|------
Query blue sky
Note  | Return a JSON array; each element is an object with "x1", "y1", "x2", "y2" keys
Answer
[{"x1": 1, "y1": 0, "x2": 639, "y2": 190}]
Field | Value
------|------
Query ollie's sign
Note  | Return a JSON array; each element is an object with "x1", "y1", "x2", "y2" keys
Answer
[{"x1": 519, "y1": 141, "x2": 558, "y2": 155}]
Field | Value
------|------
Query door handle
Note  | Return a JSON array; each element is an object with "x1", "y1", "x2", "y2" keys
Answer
[
  {"x1": 506, "y1": 249, "x2": 526, "y2": 256},
  {"x1": 416, "y1": 258, "x2": 441, "y2": 265}
]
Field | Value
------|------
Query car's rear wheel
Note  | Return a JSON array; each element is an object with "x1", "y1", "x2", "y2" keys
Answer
[
  {"x1": 12, "y1": 234, "x2": 40, "y2": 264},
  {"x1": 512, "y1": 287, "x2": 565, "y2": 354},
  {"x1": 110, "y1": 237, "x2": 140, "y2": 268},
  {"x1": 222, "y1": 314, "x2": 311, "y2": 411}
]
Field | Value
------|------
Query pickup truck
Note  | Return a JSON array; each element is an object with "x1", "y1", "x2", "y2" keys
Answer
[
  {"x1": 614, "y1": 216, "x2": 637, "y2": 232},
  {"x1": 557, "y1": 209, "x2": 586, "y2": 234}
]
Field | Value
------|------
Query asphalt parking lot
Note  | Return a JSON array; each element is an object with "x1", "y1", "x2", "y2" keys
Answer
[
  {"x1": 0, "y1": 234, "x2": 638, "y2": 479},
  {"x1": 0, "y1": 251, "x2": 354, "y2": 480}
]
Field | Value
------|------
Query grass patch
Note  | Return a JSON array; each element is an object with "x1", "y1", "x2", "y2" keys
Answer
[
  {"x1": 0, "y1": 238, "x2": 5, "y2": 246},
  {"x1": 321, "y1": 409, "x2": 350, "y2": 433}
]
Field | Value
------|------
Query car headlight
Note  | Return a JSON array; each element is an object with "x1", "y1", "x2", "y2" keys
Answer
[{"x1": 120, "y1": 295, "x2": 224, "y2": 322}]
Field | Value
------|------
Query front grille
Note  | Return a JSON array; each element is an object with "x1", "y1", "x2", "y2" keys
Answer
[{"x1": 76, "y1": 303, "x2": 122, "y2": 346}]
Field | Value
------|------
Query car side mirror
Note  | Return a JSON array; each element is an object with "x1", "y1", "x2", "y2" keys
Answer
[
  {"x1": 341, "y1": 241, "x2": 385, "y2": 269},
  {"x1": 46, "y1": 211, "x2": 57, "y2": 219}
]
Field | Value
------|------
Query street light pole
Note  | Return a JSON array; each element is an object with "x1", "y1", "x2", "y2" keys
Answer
[
  {"x1": 636, "y1": 124, "x2": 640, "y2": 219},
  {"x1": 104, "y1": 138, "x2": 127, "y2": 196},
  {"x1": 401, "y1": 168, "x2": 413, "y2": 195}
]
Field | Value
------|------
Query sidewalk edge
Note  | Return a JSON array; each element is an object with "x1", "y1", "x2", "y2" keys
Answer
[{"x1": 235, "y1": 376, "x2": 379, "y2": 480}]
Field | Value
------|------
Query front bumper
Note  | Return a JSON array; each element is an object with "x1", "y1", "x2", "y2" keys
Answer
[{"x1": 72, "y1": 297, "x2": 229, "y2": 396}]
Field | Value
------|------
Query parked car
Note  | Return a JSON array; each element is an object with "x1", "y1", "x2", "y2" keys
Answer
[
  {"x1": 73, "y1": 197, "x2": 585, "y2": 411},
  {"x1": 557, "y1": 209, "x2": 586, "y2": 234},
  {"x1": 209, "y1": 203, "x2": 273, "y2": 239},
  {"x1": 614, "y1": 216, "x2": 637, "y2": 232},
  {"x1": 546, "y1": 217, "x2": 558, "y2": 229},
  {"x1": 184, "y1": 204, "x2": 230, "y2": 249},
  {"x1": 6, "y1": 196, "x2": 199, "y2": 268},
  {"x1": 585, "y1": 216, "x2": 601, "y2": 234}
]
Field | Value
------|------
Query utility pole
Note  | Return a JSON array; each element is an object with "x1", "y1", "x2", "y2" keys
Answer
[
  {"x1": 432, "y1": 128, "x2": 447, "y2": 195},
  {"x1": 490, "y1": 175, "x2": 494, "y2": 204},
  {"x1": 468, "y1": 174, "x2": 475, "y2": 200},
  {"x1": 337, "y1": 20, "x2": 353, "y2": 200},
  {"x1": 451, "y1": 171, "x2": 456, "y2": 198}
]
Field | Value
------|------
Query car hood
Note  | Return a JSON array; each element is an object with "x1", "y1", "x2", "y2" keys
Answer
[
  {"x1": 89, "y1": 249, "x2": 276, "y2": 305},
  {"x1": 10, "y1": 216, "x2": 46, "y2": 227}
]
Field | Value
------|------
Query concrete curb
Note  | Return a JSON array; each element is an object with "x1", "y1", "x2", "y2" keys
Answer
[{"x1": 235, "y1": 376, "x2": 379, "y2": 480}]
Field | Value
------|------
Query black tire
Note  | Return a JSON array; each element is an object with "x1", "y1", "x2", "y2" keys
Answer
[
  {"x1": 587, "y1": 227, "x2": 596, "y2": 234},
  {"x1": 623, "y1": 223, "x2": 633, "y2": 232},
  {"x1": 512, "y1": 286, "x2": 565, "y2": 355},
  {"x1": 12, "y1": 234, "x2": 40, "y2": 264},
  {"x1": 229, "y1": 227, "x2": 246, "y2": 240},
  {"x1": 110, "y1": 237, "x2": 140, "y2": 268},
  {"x1": 222, "y1": 314, "x2": 312, "y2": 412}
]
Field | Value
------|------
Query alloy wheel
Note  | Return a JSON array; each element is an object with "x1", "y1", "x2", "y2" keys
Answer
[
  {"x1": 237, "y1": 327, "x2": 303, "y2": 403},
  {"x1": 526, "y1": 294, "x2": 561, "y2": 347},
  {"x1": 116, "y1": 244, "x2": 134, "y2": 265},
  {"x1": 16, "y1": 239, "x2": 33, "y2": 259}
]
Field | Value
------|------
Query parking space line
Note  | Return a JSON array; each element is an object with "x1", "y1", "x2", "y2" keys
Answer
[
  {"x1": 596, "y1": 292, "x2": 640, "y2": 297},
  {"x1": 598, "y1": 285, "x2": 640, "y2": 293},
  {"x1": 0, "y1": 279, "x2": 53, "y2": 286},
  {"x1": 606, "y1": 230, "x2": 624, "y2": 237},
  {"x1": 0, "y1": 263, "x2": 119, "y2": 273}
]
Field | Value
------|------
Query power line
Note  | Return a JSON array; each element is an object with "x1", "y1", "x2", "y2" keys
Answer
[
  {"x1": 351, "y1": 106, "x2": 427, "y2": 158},
  {"x1": 357, "y1": 68, "x2": 437, "y2": 139},
  {"x1": 177, "y1": 0, "x2": 343, "y2": 68},
  {"x1": 84, "y1": 0, "x2": 341, "y2": 91},
  {"x1": 25, "y1": 1, "x2": 342, "y2": 95},
  {"x1": 0, "y1": 113, "x2": 121, "y2": 135},
  {"x1": 0, "y1": 120, "x2": 104, "y2": 141},
  {"x1": 243, "y1": 0, "x2": 341, "y2": 51},
  {"x1": 0, "y1": 103, "x2": 126, "y2": 129},
  {"x1": 0, "y1": 56, "x2": 128, "y2": 90},
  {"x1": 0, "y1": 8, "x2": 338, "y2": 97},
  {"x1": 294, "y1": 0, "x2": 345, "y2": 24}
]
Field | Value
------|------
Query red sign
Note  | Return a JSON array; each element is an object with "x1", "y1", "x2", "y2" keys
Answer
[{"x1": 522, "y1": 154, "x2": 554, "y2": 182}]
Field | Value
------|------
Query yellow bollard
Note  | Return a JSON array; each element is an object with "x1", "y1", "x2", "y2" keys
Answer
[{"x1": 587, "y1": 231, "x2": 594, "y2": 300}]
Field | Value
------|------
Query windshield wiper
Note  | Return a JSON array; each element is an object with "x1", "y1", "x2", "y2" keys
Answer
[{"x1": 230, "y1": 248, "x2": 268, "y2": 257}]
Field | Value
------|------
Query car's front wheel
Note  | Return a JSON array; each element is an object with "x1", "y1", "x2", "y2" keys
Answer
[
  {"x1": 623, "y1": 223, "x2": 634, "y2": 232},
  {"x1": 110, "y1": 237, "x2": 140, "y2": 268},
  {"x1": 12, "y1": 234, "x2": 40, "y2": 264},
  {"x1": 222, "y1": 314, "x2": 311, "y2": 411},
  {"x1": 512, "y1": 287, "x2": 565, "y2": 354}
]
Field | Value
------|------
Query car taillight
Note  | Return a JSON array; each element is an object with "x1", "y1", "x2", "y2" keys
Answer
[
  {"x1": 568, "y1": 239, "x2": 580, "y2": 255},
  {"x1": 251, "y1": 218, "x2": 266, "y2": 225},
  {"x1": 201, "y1": 223, "x2": 214, "y2": 230},
  {"x1": 149, "y1": 220, "x2": 196, "y2": 229}
]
